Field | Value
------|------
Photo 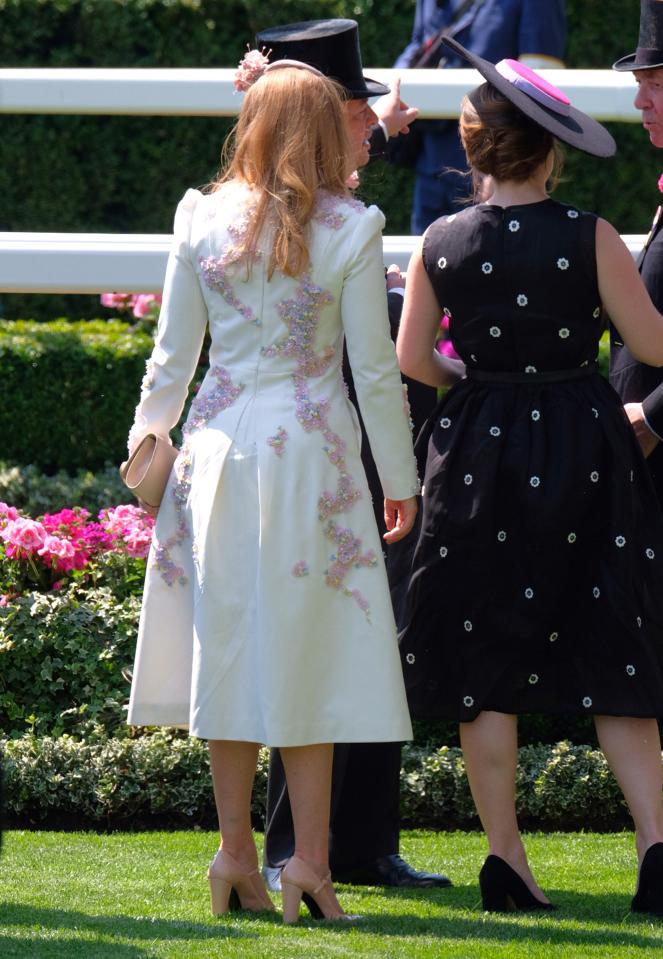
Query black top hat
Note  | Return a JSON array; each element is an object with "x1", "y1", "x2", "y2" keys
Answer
[
  {"x1": 255, "y1": 19, "x2": 389, "y2": 99},
  {"x1": 614, "y1": 0, "x2": 663, "y2": 72},
  {"x1": 443, "y1": 37, "x2": 616, "y2": 159}
]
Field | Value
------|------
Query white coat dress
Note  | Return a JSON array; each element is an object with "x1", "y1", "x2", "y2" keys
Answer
[{"x1": 126, "y1": 183, "x2": 419, "y2": 746}]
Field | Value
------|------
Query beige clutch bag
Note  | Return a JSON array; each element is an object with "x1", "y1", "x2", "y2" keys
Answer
[{"x1": 119, "y1": 433, "x2": 179, "y2": 509}]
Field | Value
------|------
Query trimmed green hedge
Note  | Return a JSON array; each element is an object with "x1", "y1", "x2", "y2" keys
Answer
[
  {"x1": 0, "y1": 0, "x2": 656, "y2": 320},
  {"x1": 1, "y1": 733, "x2": 635, "y2": 830},
  {"x1": 0, "y1": 576, "x2": 616, "y2": 748},
  {"x1": 0, "y1": 319, "x2": 152, "y2": 471},
  {"x1": 0, "y1": 584, "x2": 140, "y2": 738},
  {"x1": 0, "y1": 461, "x2": 127, "y2": 515},
  {"x1": 0, "y1": 325, "x2": 609, "y2": 482}
]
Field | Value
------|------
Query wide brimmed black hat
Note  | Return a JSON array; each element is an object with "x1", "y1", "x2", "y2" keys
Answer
[
  {"x1": 614, "y1": 0, "x2": 663, "y2": 72},
  {"x1": 444, "y1": 37, "x2": 616, "y2": 158},
  {"x1": 255, "y1": 19, "x2": 389, "y2": 99}
]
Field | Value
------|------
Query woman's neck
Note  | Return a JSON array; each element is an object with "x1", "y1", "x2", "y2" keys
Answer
[{"x1": 484, "y1": 176, "x2": 549, "y2": 209}]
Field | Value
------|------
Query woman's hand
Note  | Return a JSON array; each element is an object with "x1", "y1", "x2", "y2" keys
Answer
[{"x1": 383, "y1": 496, "x2": 418, "y2": 544}]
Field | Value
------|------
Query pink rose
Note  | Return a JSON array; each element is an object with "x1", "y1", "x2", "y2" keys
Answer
[
  {"x1": 1, "y1": 518, "x2": 47, "y2": 553},
  {"x1": 100, "y1": 292, "x2": 134, "y2": 310},
  {"x1": 132, "y1": 293, "x2": 162, "y2": 318},
  {"x1": 124, "y1": 528, "x2": 153, "y2": 559},
  {"x1": 658, "y1": 173, "x2": 663, "y2": 194},
  {"x1": 38, "y1": 535, "x2": 77, "y2": 571},
  {"x1": 101, "y1": 504, "x2": 145, "y2": 535},
  {"x1": 0, "y1": 595, "x2": 8, "y2": 607},
  {"x1": 0, "y1": 503, "x2": 18, "y2": 523},
  {"x1": 42, "y1": 508, "x2": 89, "y2": 534},
  {"x1": 38, "y1": 535, "x2": 75, "y2": 561}
]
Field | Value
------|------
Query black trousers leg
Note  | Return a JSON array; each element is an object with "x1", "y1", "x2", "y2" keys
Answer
[{"x1": 263, "y1": 742, "x2": 402, "y2": 869}]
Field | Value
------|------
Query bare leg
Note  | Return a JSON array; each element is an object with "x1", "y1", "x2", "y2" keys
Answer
[
  {"x1": 280, "y1": 743, "x2": 333, "y2": 876},
  {"x1": 208, "y1": 739, "x2": 261, "y2": 869},
  {"x1": 594, "y1": 716, "x2": 663, "y2": 862},
  {"x1": 460, "y1": 710, "x2": 549, "y2": 902},
  {"x1": 278, "y1": 742, "x2": 345, "y2": 918}
]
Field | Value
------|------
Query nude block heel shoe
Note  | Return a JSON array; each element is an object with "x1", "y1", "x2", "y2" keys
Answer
[
  {"x1": 207, "y1": 849, "x2": 275, "y2": 916},
  {"x1": 281, "y1": 856, "x2": 359, "y2": 924}
]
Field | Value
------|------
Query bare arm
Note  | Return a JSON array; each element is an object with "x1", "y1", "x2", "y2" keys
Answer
[
  {"x1": 396, "y1": 237, "x2": 465, "y2": 387},
  {"x1": 596, "y1": 217, "x2": 663, "y2": 366}
]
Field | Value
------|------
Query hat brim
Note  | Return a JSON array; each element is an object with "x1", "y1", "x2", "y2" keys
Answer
[
  {"x1": 443, "y1": 37, "x2": 616, "y2": 159},
  {"x1": 347, "y1": 75, "x2": 390, "y2": 98},
  {"x1": 613, "y1": 51, "x2": 663, "y2": 71}
]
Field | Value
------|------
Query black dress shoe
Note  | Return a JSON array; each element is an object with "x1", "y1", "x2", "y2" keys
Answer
[
  {"x1": 331, "y1": 854, "x2": 452, "y2": 888},
  {"x1": 262, "y1": 864, "x2": 283, "y2": 893}
]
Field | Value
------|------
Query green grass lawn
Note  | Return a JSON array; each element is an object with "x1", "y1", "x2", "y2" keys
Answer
[{"x1": 1, "y1": 830, "x2": 662, "y2": 958}]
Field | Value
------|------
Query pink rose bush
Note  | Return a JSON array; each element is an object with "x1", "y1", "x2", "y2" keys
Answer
[
  {"x1": 100, "y1": 292, "x2": 162, "y2": 327},
  {"x1": 0, "y1": 502, "x2": 154, "y2": 600}
]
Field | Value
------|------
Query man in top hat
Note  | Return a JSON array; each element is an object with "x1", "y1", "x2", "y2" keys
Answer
[
  {"x1": 257, "y1": 18, "x2": 418, "y2": 168},
  {"x1": 255, "y1": 18, "x2": 448, "y2": 891},
  {"x1": 613, "y1": 0, "x2": 663, "y2": 504}
]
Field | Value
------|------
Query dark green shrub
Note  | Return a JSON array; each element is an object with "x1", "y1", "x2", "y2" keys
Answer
[
  {"x1": 0, "y1": 583, "x2": 140, "y2": 737},
  {"x1": 0, "y1": 0, "x2": 655, "y2": 320},
  {"x1": 1, "y1": 734, "x2": 635, "y2": 829},
  {"x1": 0, "y1": 319, "x2": 152, "y2": 471},
  {"x1": 0, "y1": 461, "x2": 127, "y2": 514}
]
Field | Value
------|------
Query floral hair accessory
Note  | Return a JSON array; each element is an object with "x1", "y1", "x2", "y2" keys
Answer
[
  {"x1": 234, "y1": 47, "x2": 270, "y2": 92},
  {"x1": 658, "y1": 172, "x2": 663, "y2": 193},
  {"x1": 234, "y1": 48, "x2": 325, "y2": 93}
]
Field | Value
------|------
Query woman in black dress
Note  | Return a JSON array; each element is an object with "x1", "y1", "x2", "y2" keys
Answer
[{"x1": 397, "y1": 38, "x2": 663, "y2": 914}]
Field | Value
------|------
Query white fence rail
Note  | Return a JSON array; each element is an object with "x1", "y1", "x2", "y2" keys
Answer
[
  {"x1": 0, "y1": 232, "x2": 646, "y2": 294},
  {"x1": 0, "y1": 67, "x2": 641, "y2": 121},
  {"x1": 0, "y1": 67, "x2": 643, "y2": 294}
]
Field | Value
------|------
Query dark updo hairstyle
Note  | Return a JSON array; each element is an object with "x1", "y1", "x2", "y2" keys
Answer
[{"x1": 459, "y1": 82, "x2": 563, "y2": 195}]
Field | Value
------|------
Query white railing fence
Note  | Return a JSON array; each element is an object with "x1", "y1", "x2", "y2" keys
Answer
[{"x1": 0, "y1": 68, "x2": 645, "y2": 293}]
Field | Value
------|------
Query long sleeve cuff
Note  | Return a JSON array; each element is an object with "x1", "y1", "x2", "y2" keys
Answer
[{"x1": 642, "y1": 382, "x2": 663, "y2": 441}]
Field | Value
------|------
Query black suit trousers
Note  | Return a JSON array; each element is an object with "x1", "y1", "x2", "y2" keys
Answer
[{"x1": 263, "y1": 741, "x2": 402, "y2": 868}]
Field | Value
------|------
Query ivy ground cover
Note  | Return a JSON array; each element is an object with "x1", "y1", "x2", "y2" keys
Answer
[{"x1": 1, "y1": 830, "x2": 662, "y2": 958}]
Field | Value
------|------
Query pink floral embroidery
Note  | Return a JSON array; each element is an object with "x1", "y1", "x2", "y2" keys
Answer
[
  {"x1": 127, "y1": 359, "x2": 158, "y2": 453},
  {"x1": 267, "y1": 427, "x2": 288, "y2": 457},
  {"x1": 292, "y1": 560, "x2": 309, "y2": 577},
  {"x1": 324, "y1": 521, "x2": 377, "y2": 614},
  {"x1": 313, "y1": 190, "x2": 366, "y2": 230},
  {"x1": 142, "y1": 358, "x2": 156, "y2": 391},
  {"x1": 199, "y1": 193, "x2": 262, "y2": 326},
  {"x1": 262, "y1": 253, "x2": 375, "y2": 617},
  {"x1": 402, "y1": 384, "x2": 414, "y2": 433},
  {"x1": 152, "y1": 366, "x2": 245, "y2": 586},
  {"x1": 199, "y1": 255, "x2": 259, "y2": 326}
]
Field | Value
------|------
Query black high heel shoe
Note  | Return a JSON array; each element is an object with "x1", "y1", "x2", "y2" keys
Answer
[
  {"x1": 479, "y1": 855, "x2": 555, "y2": 913},
  {"x1": 632, "y1": 843, "x2": 663, "y2": 916}
]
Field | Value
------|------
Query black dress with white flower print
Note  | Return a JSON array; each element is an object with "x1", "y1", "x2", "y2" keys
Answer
[{"x1": 397, "y1": 199, "x2": 663, "y2": 721}]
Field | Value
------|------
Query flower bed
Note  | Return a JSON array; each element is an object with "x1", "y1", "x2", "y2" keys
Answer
[
  {"x1": 0, "y1": 502, "x2": 149, "y2": 737},
  {"x1": 0, "y1": 503, "x2": 151, "y2": 601}
]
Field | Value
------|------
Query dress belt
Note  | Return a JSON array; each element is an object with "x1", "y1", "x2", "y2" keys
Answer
[{"x1": 466, "y1": 362, "x2": 597, "y2": 385}]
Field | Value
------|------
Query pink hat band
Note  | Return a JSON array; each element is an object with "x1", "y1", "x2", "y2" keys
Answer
[{"x1": 495, "y1": 59, "x2": 570, "y2": 117}]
